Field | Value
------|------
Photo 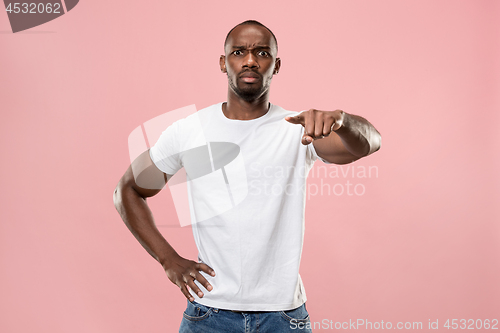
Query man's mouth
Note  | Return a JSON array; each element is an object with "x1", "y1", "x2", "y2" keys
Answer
[
  {"x1": 239, "y1": 72, "x2": 261, "y2": 83},
  {"x1": 241, "y1": 77, "x2": 258, "y2": 83}
]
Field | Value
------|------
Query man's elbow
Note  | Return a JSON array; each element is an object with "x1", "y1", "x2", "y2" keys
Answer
[{"x1": 113, "y1": 181, "x2": 126, "y2": 211}]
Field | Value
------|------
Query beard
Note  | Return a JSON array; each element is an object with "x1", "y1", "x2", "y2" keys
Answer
[{"x1": 228, "y1": 74, "x2": 270, "y2": 103}]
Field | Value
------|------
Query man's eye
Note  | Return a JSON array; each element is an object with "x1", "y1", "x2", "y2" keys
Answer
[
  {"x1": 233, "y1": 50, "x2": 243, "y2": 55},
  {"x1": 258, "y1": 51, "x2": 269, "y2": 56}
]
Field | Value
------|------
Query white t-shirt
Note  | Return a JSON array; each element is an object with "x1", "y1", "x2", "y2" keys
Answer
[{"x1": 149, "y1": 102, "x2": 326, "y2": 311}]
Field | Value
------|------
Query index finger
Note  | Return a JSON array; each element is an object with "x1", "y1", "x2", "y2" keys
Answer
[{"x1": 284, "y1": 114, "x2": 305, "y2": 125}]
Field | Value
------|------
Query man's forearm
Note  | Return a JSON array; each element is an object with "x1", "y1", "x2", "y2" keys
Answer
[
  {"x1": 335, "y1": 112, "x2": 381, "y2": 157},
  {"x1": 113, "y1": 185, "x2": 178, "y2": 266}
]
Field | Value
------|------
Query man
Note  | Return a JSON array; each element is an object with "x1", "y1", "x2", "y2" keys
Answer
[{"x1": 114, "y1": 20, "x2": 381, "y2": 332}]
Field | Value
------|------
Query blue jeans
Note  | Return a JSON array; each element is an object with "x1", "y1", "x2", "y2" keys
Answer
[{"x1": 179, "y1": 300, "x2": 312, "y2": 333}]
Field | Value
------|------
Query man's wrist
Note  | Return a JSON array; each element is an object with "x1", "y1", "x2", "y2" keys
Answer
[
  {"x1": 334, "y1": 110, "x2": 350, "y2": 134},
  {"x1": 159, "y1": 250, "x2": 181, "y2": 269}
]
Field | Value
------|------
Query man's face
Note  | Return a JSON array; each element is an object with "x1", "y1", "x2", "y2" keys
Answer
[{"x1": 220, "y1": 25, "x2": 281, "y2": 102}]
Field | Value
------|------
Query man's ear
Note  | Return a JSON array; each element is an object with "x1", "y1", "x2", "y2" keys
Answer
[
  {"x1": 274, "y1": 57, "x2": 281, "y2": 75},
  {"x1": 219, "y1": 55, "x2": 227, "y2": 73}
]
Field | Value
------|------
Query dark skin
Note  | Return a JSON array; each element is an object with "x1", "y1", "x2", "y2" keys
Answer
[
  {"x1": 113, "y1": 24, "x2": 381, "y2": 303},
  {"x1": 219, "y1": 24, "x2": 280, "y2": 121}
]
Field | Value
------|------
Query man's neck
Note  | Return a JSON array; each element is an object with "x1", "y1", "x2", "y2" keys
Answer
[{"x1": 223, "y1": 92, "x2": 270, "y2": 120}]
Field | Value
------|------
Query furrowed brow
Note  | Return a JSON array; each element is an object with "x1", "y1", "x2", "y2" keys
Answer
[{"x1": 232, "y1": 45, "x2": 271, "y2": 50}]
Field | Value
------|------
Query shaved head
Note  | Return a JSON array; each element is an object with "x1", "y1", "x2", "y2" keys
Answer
[
  {"x1": 220, "y1": 20, "x2": 281, "y2": 104},
  {"x1": 224, "y1": 20, "x2": 278, "y2": 54}
]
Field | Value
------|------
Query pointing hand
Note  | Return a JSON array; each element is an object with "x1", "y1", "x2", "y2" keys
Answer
[{"x1": 285, "y1": 109, "x2": 345, "y2": 145}]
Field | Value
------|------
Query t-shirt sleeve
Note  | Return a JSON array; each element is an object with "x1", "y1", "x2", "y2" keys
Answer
[{"x1": 149, "y1": 121, "x2": 183, "y2": 175}]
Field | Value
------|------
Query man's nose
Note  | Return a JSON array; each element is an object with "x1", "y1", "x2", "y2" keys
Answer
[{"x1": 243, "y1": 53, "x2": 258, "y2": 68}]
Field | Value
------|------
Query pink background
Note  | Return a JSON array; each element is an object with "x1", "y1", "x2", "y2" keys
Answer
[{"x1": 1, "y1": 0, "x2": 498, "y2": 332}]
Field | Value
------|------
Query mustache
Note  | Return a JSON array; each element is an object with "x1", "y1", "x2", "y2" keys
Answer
[{"x1": 239, "y1": 70, "x2": 262, "y2": 78}]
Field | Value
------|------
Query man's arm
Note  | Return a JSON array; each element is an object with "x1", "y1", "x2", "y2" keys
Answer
[
  {"x1": 285, "y1": 109, "x2": 381, "y2": 164},
  {"x1": 113, "y1": 150, "x2": 215, "y2": 301}
]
